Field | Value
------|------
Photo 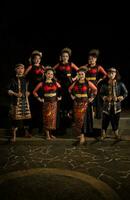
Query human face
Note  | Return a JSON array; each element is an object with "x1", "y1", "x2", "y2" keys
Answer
[
  {"x1": 61, "y1": 52, "x2": 69, "y2": 63},
  {"x1": 16, "y1": 66, "x2": 25, "y2": 76},
  {"x1": 78, "y1": 71, "x2": 86, "y2": 80},
  {"x1": 108, "y1": 71, "x2": 116, "y2": 80},
  {"x1": 88, "y1": 56, "x2": 97, "y2": 66},
  {"x1": 46, "y1": 70, "x2": 54, "y2": 80},
  {"x1": 33, "y1": 55, "x2": 41, "y2": 65}
]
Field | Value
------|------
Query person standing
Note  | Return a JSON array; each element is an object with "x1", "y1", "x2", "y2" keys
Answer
[
  {"x1": 24, "y1": 50, "x2": 44, "y2": 133},
  {"x1": 53, "y1": 47, "x2": 79, "y2": 131},
  {"x1": 100, "y1": 67, "x2": 128, "y2": 140},
  {"x1": 69, "y1": 67, "x2": 97, "y2": 144},
  {"x1": 8, "y1": 64, "x2": 31, "y2": 142},
  {"x1": 33, "y1": 67, "x2": 62, "y2": 140},
  {"x1": 80, "y1": 49, "x2": 107, "y2": 135}
]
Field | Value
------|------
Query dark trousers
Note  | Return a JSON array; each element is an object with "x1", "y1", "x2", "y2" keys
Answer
[{"x1": 102, "y1": 112, "x2": 120, "y2": 131}]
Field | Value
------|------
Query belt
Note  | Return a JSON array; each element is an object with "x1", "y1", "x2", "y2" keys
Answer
[
  {"x1": 44, "y1": 93, "x2": 56, "y2": 97},
  {"x1": 86, "y1": 77, "x2": 96, "y2": 80},
  {"x1": 75, "y1": 94, "x2": 88, "y2": 98}
]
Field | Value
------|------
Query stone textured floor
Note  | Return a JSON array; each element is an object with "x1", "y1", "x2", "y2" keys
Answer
[{"x1": 0, "y1": 138, "x2": 130, "y2": 199}]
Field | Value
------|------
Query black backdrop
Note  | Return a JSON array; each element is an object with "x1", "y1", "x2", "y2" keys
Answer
[{"x1": 0, "y1": 3, "x2": 130, "y2": 108}]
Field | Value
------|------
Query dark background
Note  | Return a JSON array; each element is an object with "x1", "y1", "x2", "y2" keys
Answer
[{"x1": 0, "y1": 2, "x2": 130, "y2": 109}]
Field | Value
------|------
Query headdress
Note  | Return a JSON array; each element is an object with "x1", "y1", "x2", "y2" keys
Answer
[
  {"x1": 15, "y1": 63, "x2": 25, "y2": 69},
  {"x1": 108, "y1": 67, "x2": 116, "y2": 72},
  {"x1": 44, "y1": 66, "x2": 56, "y2": 74},
  {"x1": 88, "y1": 49, "x2": 100, "y2": 58},
  {"x1": 61, "y1": 47, "x2": 72, "y2": 57},
  {"x1": 31, "y1": 50, "x2": 42, "y2": 58}
]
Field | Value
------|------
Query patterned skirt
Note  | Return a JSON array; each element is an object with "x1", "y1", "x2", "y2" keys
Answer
[
  {"x1": 73, "y1": 100, "x2": 88, "y2": 130},
  {"x1": 9, "y1": 97, "x2": 31, "y2": 120},
  {"x1": 42, "y1": 101, "x2": 57, "y2": 130}
]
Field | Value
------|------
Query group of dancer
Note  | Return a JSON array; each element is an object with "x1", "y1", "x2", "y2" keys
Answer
[{"x1": 7, "y1": 48, "x2": 128, "y2": 143}]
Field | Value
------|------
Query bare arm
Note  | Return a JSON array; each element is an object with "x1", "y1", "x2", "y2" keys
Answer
[
  {"x1": 24, "y1": 65, "x2": 32, "y2": 76},
  {"x1": 68, "y1": 82, "x2": 76, "y2": 93},
  {"x1": 98, "y1": 66, "x2": 107, "y2": 77},
  {"x1": 88, "y1": 81, "x2": 97, "y2": 94},
  {"x1": 68, "y1": 82, "x2": 76, "y2": 100},
  {"x1": 33, "y1": 82, "x2": 44, "y2": 102},
  {"x1": 97, "y1": 66, "x2": 107, "y2": 85},
  {"x1": 33, "y1": 82, "x2": 43, "y2": 97},
  {"x1": 88, "y1": 81, "x2": 97, "y2": 102},
  {"x1": 56, "y1": 81, "x2": 61, "y2": 88},
  {"x1": 71, "y1": 62, "x2": 79, "y2": 71},
  {"x1": 53, "y1": 63, "x2": 59, "y2": 70}
]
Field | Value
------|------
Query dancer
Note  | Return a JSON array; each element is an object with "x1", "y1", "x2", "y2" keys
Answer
[
  {"x1": 100, "y1": 67, "x2": 128, "y2": 140},
  {"x1": 33, "y1": 67, "x2": 62, "y2": 140},
  {"x1": 24, "y1": 50, "x2": 44, "y2": 133},
  {"x1": 8, "y1": 64, "x2": 31, "y2": 142},
  {"x1": 69, "y1": 67, "x2": 97, "y2": 144}
]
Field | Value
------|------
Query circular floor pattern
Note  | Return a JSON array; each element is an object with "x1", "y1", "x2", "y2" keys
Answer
[{"x1": 0, "y1": 168, "x2": 120, "y2": 200}]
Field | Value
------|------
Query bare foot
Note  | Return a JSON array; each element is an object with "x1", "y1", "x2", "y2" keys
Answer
[
  {"x1": 25, "y1": 133, "x2": 32, "y2": 138},
  {"x1": 100, "y1": 133, "x2": 106, "y2": 141},
  {"x1": 79, "y1": 136, "x2": 85, "y2": 145},
  {"x1": 46, "y1": 136, "x2": 52, "y2": 140},
  {"x1": 50, "y1": 135, "x2": 56, "y2": 139},
  {"x1": 11, "y1": 137, "x2": 16, "y2": 143}
]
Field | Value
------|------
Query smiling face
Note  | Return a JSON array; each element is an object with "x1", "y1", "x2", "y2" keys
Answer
[
  {"x1": 78, "y1": 70, "x2": 86, "y2": 80},
  {"x1": 45, "y1": 70, "x2": 54, "y2": 80}
]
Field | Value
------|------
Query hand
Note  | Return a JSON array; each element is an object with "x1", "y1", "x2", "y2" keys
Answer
[
  {"x1": 88, "y1": 97, "x2": 94, "y2": 103},
  {"x1": 102, "y1": 96, "x2": 107, "y2": 101},
  {"x1": 57, "y1": 97, "x2": 62, "y2": 101},
  {"x1": 97, "y1": 78, "x2": 103, "y2": 85},
  {"x1": 118, "y1": 96, "x2": 124, "y2": 102},
  {"x1": 113, "y1": 96, "x2": 118, "y2": 101},
  {"x1": 37, "y1": 97, "x2": 44, "y2": 103},
  {"x1": 8, "y1": 90, "x2": 14, "y2": 96},
  {"x1": 71, "y1": 94, "x2": 75, "y2": 100},
  {"x1": 107, "y1": 96, "x2": 112, "y2": 102},
  {"x1": 16, "y1": 92, "x2": 22, "y2": 98},
  {"x1": 72, "y1": 76, "x2": 78, "y2": 82},
  {"x1": 26, "y1": 91, "x2": 30, "y2": 97}
]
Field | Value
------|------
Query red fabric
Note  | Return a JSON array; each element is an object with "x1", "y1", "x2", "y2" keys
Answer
[
  {"x1": 43, "y1": 84, "x2": 57, "y2": 92},
  {"x1": 89, "y1": 68, "x2": 97, "y2": 74},
  {"x1": 34, "y1": 68, "x2": 44, "y2": 75},
  {"x1": 58, "y1": 64, "x2": 71, "y2": 72},
  {"x1": 73, "y1": 83, "x2": 88, "y2": 93},
  {"x1": 81, "y1": 85, "x2": 87, "y2": 92}
]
